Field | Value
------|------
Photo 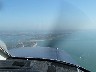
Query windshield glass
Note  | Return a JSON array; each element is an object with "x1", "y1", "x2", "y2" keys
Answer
[{"x1": 0, "y1": 0, "x2": 95, "y2": 72}]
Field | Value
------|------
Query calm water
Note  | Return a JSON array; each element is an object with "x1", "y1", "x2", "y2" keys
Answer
[{"x1": 0, "y1": 30, "x2": 95, "y2": 72}]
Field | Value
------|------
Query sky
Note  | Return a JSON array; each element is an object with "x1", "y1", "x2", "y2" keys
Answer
[{"x1": 0, "y1": 0, "x2": 96, "y2": 31}]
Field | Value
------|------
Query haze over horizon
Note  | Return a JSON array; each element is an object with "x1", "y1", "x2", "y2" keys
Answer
[{"x1": 0, "y1": 0, "x2": 96, "y2": 31}]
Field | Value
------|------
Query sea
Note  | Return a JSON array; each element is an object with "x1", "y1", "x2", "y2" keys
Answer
[{"x1": 0, "y1": 30, "x2": 95, "y2": 72}]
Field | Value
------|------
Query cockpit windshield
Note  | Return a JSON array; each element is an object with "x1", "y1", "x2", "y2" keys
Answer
[{"x1": 0, "y1": 0, "x2": 96, "y2": 72}]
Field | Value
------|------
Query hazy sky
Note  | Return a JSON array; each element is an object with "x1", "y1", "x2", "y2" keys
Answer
[{"x1": 0, "y1": 0, "x2": 96, "y2": 31}]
